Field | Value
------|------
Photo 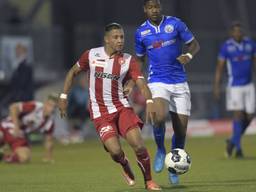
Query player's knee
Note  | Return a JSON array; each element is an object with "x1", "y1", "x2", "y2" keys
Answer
[
  {"x1": 154, "y1": 115, "x2": 166, "y2": 126},
  {"x1": 134, "y1": 145, "x2": 146, "y2": 155},
  {"x1": 108, "y1": 146, "x2": 122, "y2": 157}
]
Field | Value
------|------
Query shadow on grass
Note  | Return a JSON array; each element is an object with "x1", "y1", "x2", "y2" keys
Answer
[
  {"x1": 219, "y1": 156, "x2": 256, "y2": 161},
  {"x1": 115, "y1": 179, "x2": 256, "y2": 192},
  {"x1": 114, "y1": 185, "x2": 188, "y2": 192},
  {"x1": 114, "y1": 187, "x2": 148, "y2": 192},
  {"x1": 186, "y1": 178, "x2": 256, "y2": 184}
]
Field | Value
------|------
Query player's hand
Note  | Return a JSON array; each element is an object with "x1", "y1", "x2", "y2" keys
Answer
[
  {"x1": 58, "y1": 98, "x2": 67, "y2": 118},
  {"x1": 123, "y1": 80, "x2": 135, "y2": 96},
  {"x1": 145, "y1": 102, "x2": 156, "y2": 125},
  {"x1": 177, "y1": 54, "x2": 191, "y2": 65}
]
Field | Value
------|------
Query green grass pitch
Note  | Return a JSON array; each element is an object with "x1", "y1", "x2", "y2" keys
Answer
[{"x1": 0, "y1": 135, "x2": 256, "y2": 192}]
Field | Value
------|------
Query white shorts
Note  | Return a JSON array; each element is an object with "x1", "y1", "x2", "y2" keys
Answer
[
  {"x1": 148, "y1": 82, "x2": 191, "y2": 116},
  {"x1": 226, "y1": 83, "x2": 255, "y2": 114}
]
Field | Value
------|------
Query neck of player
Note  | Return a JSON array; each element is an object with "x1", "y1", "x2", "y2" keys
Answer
[
  {"x1": 104, "y1": 47, "x2": 120, "y2": 58},
  {"x1": 149, "y1": 15, "x2": 163, "y2": 26}
]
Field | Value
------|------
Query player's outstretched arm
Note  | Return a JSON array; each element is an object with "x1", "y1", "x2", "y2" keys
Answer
[
  {"x1": 186, "y1": 38, "x2": 200, "y2": 58},
  {"x1": 213, "y1": 59, "x2": 225, "y2": 101},
  {"x1": 9, "y1": 103, "x2": 23, "y2": 137},
  {"x1": 59, "y1": 64, "x2": 82, "y2": 118},
  {"x1": 177, "y1": 38, "x2": 200, "y2": 65},
  {"x1": 135, "y1": 78, "x2": 155, "y2": 125}
]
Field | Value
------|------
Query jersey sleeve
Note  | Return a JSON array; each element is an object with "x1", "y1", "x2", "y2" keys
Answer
[
  {"x1": 135, "y1": 30, "x2": 146, "y2": 57},
  {"x1": 77, "y1": 50, "x2": 90, "y2": 71},
  {"x1": 127, "y1": 56, "x2": 144, "y2": 81},
  {"x1": 176, "y1": 19, "x2": 194, "y2": 44},
  {"x1": 218, "y1": 43, "x2": 228, "y2": 61}
]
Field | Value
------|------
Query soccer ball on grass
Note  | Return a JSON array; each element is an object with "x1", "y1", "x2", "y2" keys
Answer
[{"x1": 165, "y1": 148, "x2": 191, "y2": 175}]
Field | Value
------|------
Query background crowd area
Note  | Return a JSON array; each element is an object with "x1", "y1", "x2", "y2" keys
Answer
[{"x1": 0, "y1": 0, "x2": 256, "y2": 144}]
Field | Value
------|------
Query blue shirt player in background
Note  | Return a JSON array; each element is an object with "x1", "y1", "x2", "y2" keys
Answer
[
  {"x1": 135, "y1": 0, "x2": 200, "y2": 184},
  {"x1": 214, "y1": 22, "x2": 256, "y2": 158}
]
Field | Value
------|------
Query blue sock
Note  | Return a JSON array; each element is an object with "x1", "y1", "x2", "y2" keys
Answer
[
  {"x1": 231, "y1": 120, "x2": 243, "y2": 150},
  {"x1": 153, "y1": 125, "x2": 166, "y2": 152},
  {"x1": 172, "y1": 134, "x2": 186, "y2": 150}
]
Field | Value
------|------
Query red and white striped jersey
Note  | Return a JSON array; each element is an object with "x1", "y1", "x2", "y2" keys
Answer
[
  {"x1": 77, "y1": 46, "x2": 144, "y2": 119},
  {"x1": 0, "y1": 101, "x2": 54, "y2": 135}
]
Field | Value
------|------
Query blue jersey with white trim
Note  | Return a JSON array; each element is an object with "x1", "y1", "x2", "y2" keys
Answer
[
  {"x1": 135, "y1": 16, "x2": 194, "y2": 84},
  {"x1": 218, "y1": 37, "x2": 256, "y2": 86}
]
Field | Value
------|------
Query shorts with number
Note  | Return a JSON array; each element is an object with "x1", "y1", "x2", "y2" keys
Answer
[
  {"x1": 148, "y1": 82, "x2": 191, "y2": 116},
  {"x1": 226, "y1": 83, "x2": 255, "y2": 114},
  {"x1": 93, "y1": 107, "x2": 143, "y2": 142}
]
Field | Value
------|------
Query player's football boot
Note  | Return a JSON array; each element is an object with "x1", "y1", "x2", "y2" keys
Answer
[
  {"x1": 145, "y1": 180, "x2": 162, "y2": 191},
  {"x1": 225, "y1": 139, "x2": 234, "y2": 158},
  {"x1": 153, "y1": 149, "x2": 166, "y2": 173},
  {"x1": 235, "y1": 149, "x2": 244, "y2": 158},
  {"x1": 122, "y1": 171, "x2": 135, "y2": 186},
  {"x1": 168, "y1": 172, "x2": 179, "y2": 185}
]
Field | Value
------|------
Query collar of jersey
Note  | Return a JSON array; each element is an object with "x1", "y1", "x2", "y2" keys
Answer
[
  {"x1": 146, "y1": 15, "x2": 165, "y2": 33},
  {"x1": 101, "y1": 47, "x2": 123, "y2": 59}
]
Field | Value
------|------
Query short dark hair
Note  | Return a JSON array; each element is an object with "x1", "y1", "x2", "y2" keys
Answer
[
  {"x1": 143, "y1": 0, "x2": 160, "y2": 5},
  {"x1": 230, "y1": 21, "x2": 242, "y2": 30},
  {"x1": 104, "y1": 23, "x2": 122, "y2": 34}
]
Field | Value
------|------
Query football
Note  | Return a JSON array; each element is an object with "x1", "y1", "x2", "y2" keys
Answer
[{"x1": 165, "y1": 148, "x2": 191, "y2": 175}]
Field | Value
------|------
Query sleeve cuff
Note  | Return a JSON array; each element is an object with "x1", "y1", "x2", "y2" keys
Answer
[{"x1": 185, "y1": 37, "x2": 194, "y2": 44}]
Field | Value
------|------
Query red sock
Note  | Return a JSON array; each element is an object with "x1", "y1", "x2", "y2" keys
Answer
[
  {"x1": 111, "y1": 151, "x2": 134, "y2": 180},
  {"x1": 136, "y1": 148, "x2": 152, "y2": 182},
  {"x1": 3, "y1": 153, "x2": 20, "y2": 163}
]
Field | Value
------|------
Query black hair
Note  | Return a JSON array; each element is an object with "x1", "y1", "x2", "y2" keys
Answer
[
  {"x1": 230, "y1": 21, "x2": 242, "y2": 30},
  {"x1": 104, "y1": 23, "x2": 122, "y2": 34},
  {"x1": 143, "y1": 0, "x2": 160, "y2": 5}
]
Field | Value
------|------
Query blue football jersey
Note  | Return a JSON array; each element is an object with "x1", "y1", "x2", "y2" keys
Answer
[
  {"x1": 218, "y1": 37, "x2": 256, "y2": 86},
  {"x1": 135, "y1": 16, "x2": 194, "y2": 84}
]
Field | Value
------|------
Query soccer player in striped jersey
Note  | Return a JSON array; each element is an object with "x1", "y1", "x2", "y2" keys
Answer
[
  {"x1": 0, "y1": 94, "x2": 58, "y2": 163},
  {"x1": 133, "y1": 0, "x2": 200, "y2": 184},
  {"x1": 214, "y1": 22, "x2": 256, "y2": 158},
  {"x1": 59, "y1": 23, "x2": 161, "y2": 190},
  {"x1": 0, "y1": 126, "x2": 30, "y2": 163}
]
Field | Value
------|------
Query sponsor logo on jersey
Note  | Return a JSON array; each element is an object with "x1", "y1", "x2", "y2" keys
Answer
[
  {"x1": 141, "y1": 29, "x2": 151, "y2": 36},
  {"x1": 94, "y1": 71, "x2": 120, "y2": 81},
  {"x1": 148, "y1": 39, "x2": 176, "y2": 49},
  {"x1": 152, "y1": 40, "x2": 164, "y2": 49},
  {"x1": 95, "y1": 53, "x2": 100, "y2": 57},
  {"x1": 164, "y1": 24, "x2": 174, "y2": 33}
]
